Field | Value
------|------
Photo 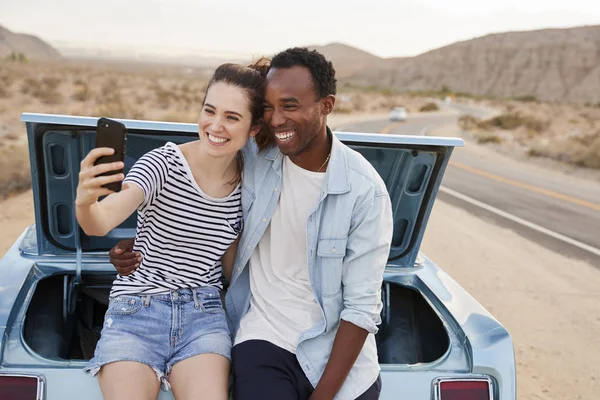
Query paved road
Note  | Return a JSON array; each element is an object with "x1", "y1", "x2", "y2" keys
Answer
[{"x1": 336, "y1": 109, "x2": 600, "y2": 265}]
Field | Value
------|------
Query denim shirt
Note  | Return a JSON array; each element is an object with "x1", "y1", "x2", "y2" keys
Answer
[{"x1": 225, "y1": 130, "x2": 393, "y2": 400}]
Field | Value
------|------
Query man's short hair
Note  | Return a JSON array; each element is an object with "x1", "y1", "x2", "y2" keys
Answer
[{"x1": 270, "y1": 47, "x2": 337, "y2": 99}]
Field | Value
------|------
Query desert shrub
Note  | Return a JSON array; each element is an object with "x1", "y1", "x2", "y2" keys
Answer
[
  {"x1": 20, "y1": 78, "x2": 38, "y2": 95},
  {"x1": 162, "y1": 111, "x2": 198, "y2": 123},
  {"x1": 19, "y1": 76, "x2": 62, "y2": 104},
  {"x1": 528, "y1": 133, "x2": 600, "y2": 169},
  {"x1": 474, "y1": 132, "x2": 503, "y2": 144},
  {"x1": 152, "y1": 85, "x2": 172, "y2": 109},
  {"x1": 458, "y1": 115, "x2": 480, "y2": 130},
  {"x1": 419, "y1": 102, "x2": 439, "y2": 112},
  {"x1": 479, "y1": 112, "x2": 548, "y2": 133},
  {"x1": 0, "y1": 143, "x2": 31, "y2": 197},
  {"x1": 34, "y1": 85, "x2": 62, "y2": 104},
  {"x1": 72, "y1": 82, "x2": 91, "y2": 101},
  {"x1": 41, "y1": 76, "x2": 60, "y2": 90},
  {"x1": 514, "y1": 95, "x2": 538, "y2": 103},
  {"x1": 0, "y1": 72, "x2": 13, "y2": 89},
  {"x1": 570, "y1": 133, "x2": 600, "y2": 169}
]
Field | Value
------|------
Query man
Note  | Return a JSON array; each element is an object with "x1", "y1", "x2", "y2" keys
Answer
[{"x1": 110, "y1": 48, "x2": 393, "y2": 400}]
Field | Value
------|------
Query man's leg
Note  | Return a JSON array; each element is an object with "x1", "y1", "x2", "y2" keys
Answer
[
  {"x1": 355, "y1": 375, "x2": 382, "y2": 400},
  {"x1": 232, "y1": 340, "x2": 313, "y2": 400}
]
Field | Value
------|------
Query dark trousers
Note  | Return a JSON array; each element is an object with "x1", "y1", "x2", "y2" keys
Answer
[{"x1": 232, "y1": 340, "x2": 382, "y2": 400}]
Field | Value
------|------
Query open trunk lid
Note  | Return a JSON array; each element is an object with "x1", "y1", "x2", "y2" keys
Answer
[{"x1": 21, "y1": 113, "x2": 463, "y2": 267}]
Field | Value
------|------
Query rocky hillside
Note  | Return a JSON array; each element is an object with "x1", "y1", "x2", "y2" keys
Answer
[
  {"x1": 308, "y1": 43, "x2": 382, "y2": 78},
  {"x1": 324, "y1": 26, "x2": 600, "y2": 104},
  {"x1": 0, "y1": 25, "x2": 61, "y2": 59}
]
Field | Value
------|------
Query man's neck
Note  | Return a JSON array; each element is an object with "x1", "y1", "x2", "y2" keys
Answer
[{"x1": 288, "y1": 127, "x2": 332, "y2": 172}]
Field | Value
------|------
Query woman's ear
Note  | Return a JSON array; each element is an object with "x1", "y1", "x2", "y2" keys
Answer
[{"x1": 250, "y1": 120, "x2": 264, "y2": 137}]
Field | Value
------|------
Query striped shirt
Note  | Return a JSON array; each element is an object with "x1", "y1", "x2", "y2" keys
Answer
[{"x1": 110, "y1": 142, "x2": 243, "y2": 298}]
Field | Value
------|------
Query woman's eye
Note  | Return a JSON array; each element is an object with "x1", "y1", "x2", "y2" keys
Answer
[
  {"x1": 204, "y1": 108, "x2": 215, "y2": 114},
  {"x1": 227, "y1": 116, "x2": 240, "y2": 121}
]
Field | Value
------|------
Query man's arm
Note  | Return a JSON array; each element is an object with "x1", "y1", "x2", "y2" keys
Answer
[
  {"x1": 309, "y1": 320, "x2": 369, "y2": 399},
  {"x1": 311, "y1": 191, "x2": 393, "y2": 399}
]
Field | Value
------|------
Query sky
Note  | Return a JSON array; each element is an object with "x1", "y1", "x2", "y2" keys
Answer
[{"x1": 1, "y1": 0, "x2": 600, "y2": 58}]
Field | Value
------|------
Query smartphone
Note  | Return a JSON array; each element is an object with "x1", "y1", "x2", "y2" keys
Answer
[{"x1": 94, "y1": 117, "x2": 127, "y2": 192}]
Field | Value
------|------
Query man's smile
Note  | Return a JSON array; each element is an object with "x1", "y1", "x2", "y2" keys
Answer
[{"x1": 274, "y1": 130, "x2": 295, "y2": 142}]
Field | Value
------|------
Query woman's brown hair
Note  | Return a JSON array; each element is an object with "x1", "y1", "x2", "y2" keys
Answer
[{"x1": 203, "y1": 57, "x2": 273, "y2": 184}]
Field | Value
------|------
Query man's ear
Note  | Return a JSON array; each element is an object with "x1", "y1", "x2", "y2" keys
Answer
[{"x1": 321, "y1": 95, "x2": 336, "y2": 115}]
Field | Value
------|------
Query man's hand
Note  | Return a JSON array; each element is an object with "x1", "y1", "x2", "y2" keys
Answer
[{"x1": 109, "y1": 239, "x2": 140, "y2": 276}]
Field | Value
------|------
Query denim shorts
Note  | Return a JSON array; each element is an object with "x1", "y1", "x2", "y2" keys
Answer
[{"x1": 84, "y1": 286, "x2": 231, "y2": 391}]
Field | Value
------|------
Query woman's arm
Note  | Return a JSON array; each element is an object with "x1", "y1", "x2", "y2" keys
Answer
[{"x1": 75, "y1": 147, "x2": 144, "y2": 236}]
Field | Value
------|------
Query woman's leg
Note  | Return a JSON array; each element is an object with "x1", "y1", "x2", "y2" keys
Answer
[
  {"x1": 168, "y1": 353, "x2": 230, "y2": 400},
  {"x1": 98, "y1": 361, "x2": 161, "y2": 400}
]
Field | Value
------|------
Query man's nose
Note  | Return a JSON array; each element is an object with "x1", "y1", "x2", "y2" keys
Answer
[{"x1": 269, "y1": 109, "x2": 286, "y2": 128}]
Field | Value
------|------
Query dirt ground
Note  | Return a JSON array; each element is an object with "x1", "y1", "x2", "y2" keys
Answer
[{"x1": 1, "y1": 118, "x2": 599, "y2": 400}]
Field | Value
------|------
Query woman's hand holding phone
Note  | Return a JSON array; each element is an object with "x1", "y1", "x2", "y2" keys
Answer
[{"x1": 75, "y1": 147, "x2": 125, "y2": 207}]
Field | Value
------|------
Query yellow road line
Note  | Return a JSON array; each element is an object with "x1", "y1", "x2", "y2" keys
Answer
[
  {"x1": 449, "y1": 161, "x2": 600, "y2": 212},
  {"x1": 381, "y1": 122, "x2": 402, "y2": 134}
]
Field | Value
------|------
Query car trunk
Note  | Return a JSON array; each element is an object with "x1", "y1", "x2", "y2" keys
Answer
[
  {"x1": 23, "y1": 273, "x2": 449, "y2": 365},
  {"x1": 20, "y1": 113, "x2": 461, "y2": 365}
]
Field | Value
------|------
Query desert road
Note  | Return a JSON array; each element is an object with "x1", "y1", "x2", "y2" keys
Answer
[{"x1": 335, "y1": 109, "x2": 600, "y2": 265}]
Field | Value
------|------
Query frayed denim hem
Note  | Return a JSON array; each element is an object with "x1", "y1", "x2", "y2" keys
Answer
[{"x1": 84, "y1": 360, "x2": 171, "y2": 391}]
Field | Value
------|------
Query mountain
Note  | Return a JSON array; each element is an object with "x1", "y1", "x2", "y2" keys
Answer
[
  {"x1": 346, "y1": 25, "x2": 600, "y2": 103},
  {"x1": 308, "y1": 43, "x2": 382, "y2": 78},
  {"x1": 0, "y1": 25, "x2": 61, "y2": 59}
]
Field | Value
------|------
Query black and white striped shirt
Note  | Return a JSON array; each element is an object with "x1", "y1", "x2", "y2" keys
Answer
[{"x1": 110, "y1": 142, "x2": 243, "y2": 297}]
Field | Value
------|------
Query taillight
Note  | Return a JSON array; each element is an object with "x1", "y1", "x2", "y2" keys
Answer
[
  {"x1": 0, "y1": 373, "x2": 45, "y2": 400},
  {"x1": 433, "y1": 377, "x2": 493, "y2": 400}
]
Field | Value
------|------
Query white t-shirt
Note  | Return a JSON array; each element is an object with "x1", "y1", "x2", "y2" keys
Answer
[{"x1": 235, "y1": 156, "x2": 325, "y2": 353}]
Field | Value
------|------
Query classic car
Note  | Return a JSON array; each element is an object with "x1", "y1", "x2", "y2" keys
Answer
[{"x1": 0, "y1": 113, "x2": 516, "y2": 399}]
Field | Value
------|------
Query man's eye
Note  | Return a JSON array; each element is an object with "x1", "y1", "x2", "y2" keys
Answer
[
  {"x1": 263, "y1": 105, "x2": 273, "y2": 110},
  {"x1": 284, "y1": 105, "x2": 297, "y2": 111}
]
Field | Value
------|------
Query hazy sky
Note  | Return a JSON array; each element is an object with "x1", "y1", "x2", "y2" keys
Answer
[{"x1": 1, "y1": 0, "x2": 599, "y2": 58}]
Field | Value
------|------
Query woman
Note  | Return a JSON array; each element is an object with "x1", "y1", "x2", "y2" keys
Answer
[{"x1": 76, "y1": 59, "x2": 269, "y2": 400}]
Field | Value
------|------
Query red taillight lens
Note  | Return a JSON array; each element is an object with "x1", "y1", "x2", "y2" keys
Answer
[
  {"x1": 0, "y1": 375, "x2": 40, "y2": 400},
  {"x1": 439, "y1": 379, "x2": 491, "y2": 400}
]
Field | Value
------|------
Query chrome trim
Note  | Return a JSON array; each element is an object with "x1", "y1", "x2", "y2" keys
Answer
[
  {"x1": 433, "y1": 376, "x2": 494, "y2": 400},
  {"x1": 0, "y1": 372, "x2": 46, "y2": 400}
]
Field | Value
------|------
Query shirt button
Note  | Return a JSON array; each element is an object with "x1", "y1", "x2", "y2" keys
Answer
[
  {"x1": 247, "y1": 246, "x2": 251, "y2": 250},
  {"x1": 332, "y1": 247, "x2": 337, "y2": 253},
  {"x1": 262, "y1": 218, "x2": 267, "y2": 222},
  {"x1": 274, "y1": 188, "x2": 279, "y2": 192}
]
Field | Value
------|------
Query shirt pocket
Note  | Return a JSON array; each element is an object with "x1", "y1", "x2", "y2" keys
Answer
[{"x1": 317, "y1": 238, "x2": 347, "y2": 297}]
